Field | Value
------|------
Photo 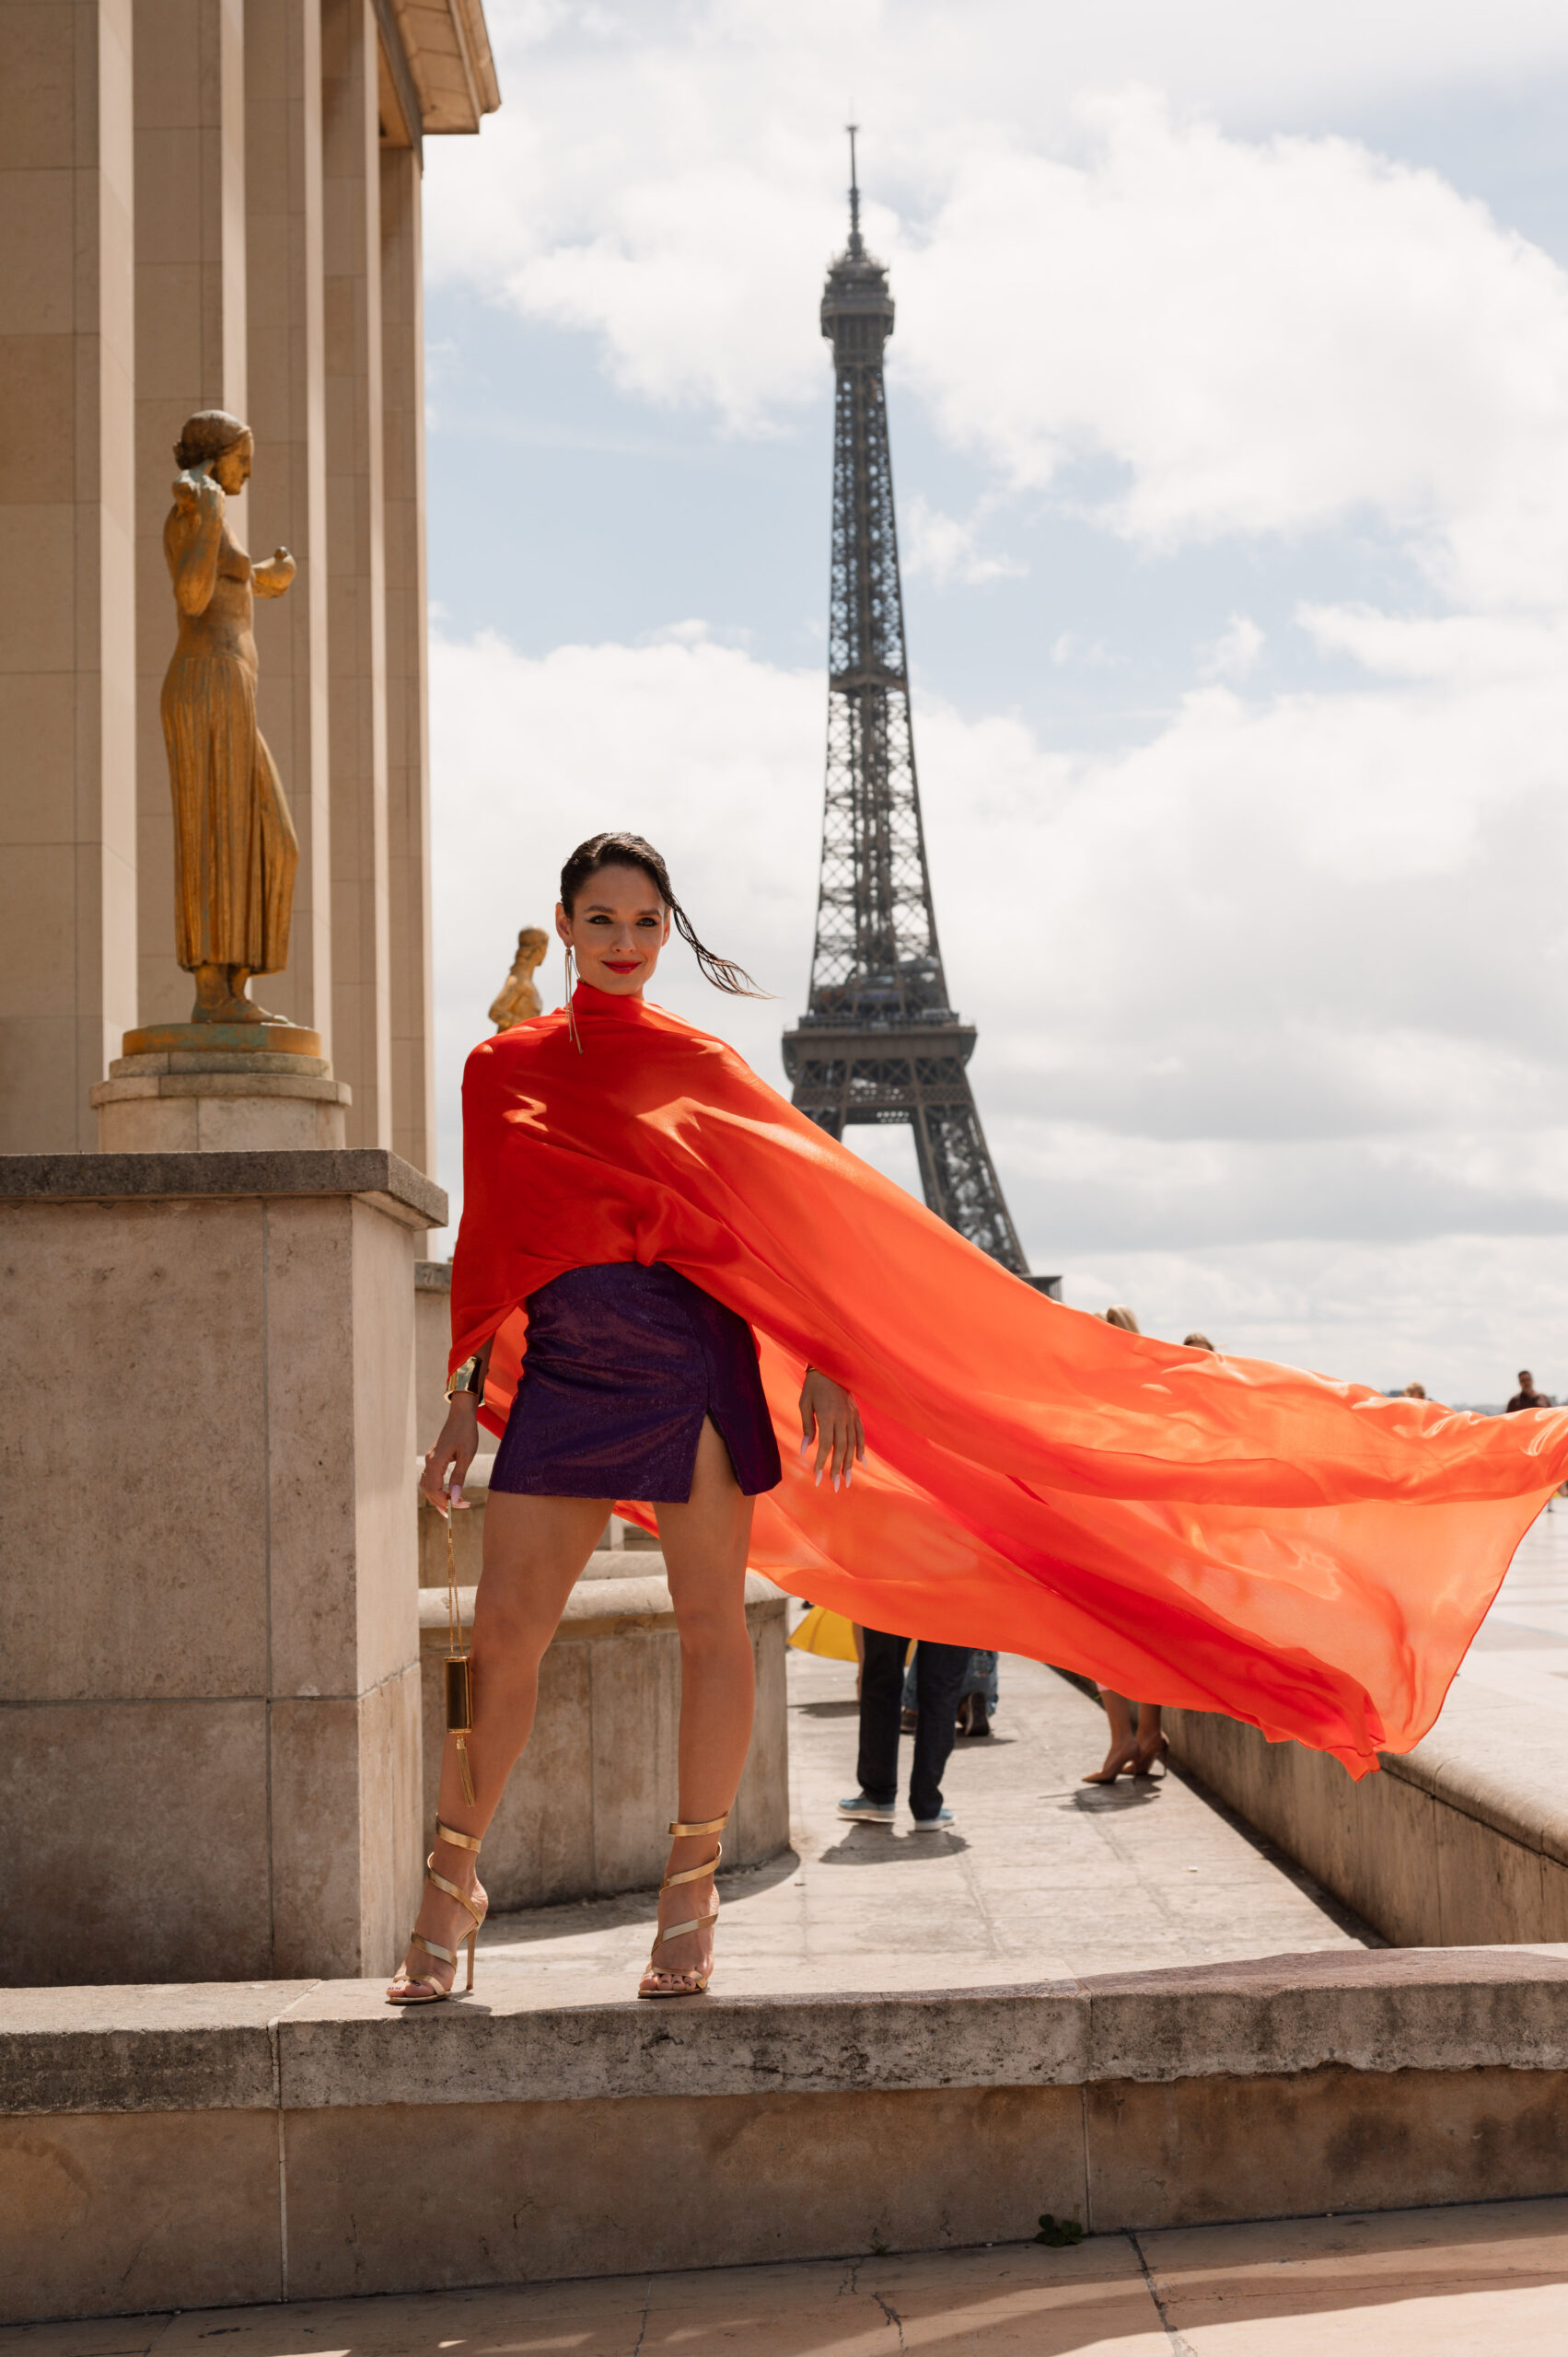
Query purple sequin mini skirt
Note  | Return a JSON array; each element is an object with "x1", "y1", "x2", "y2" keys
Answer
[{"x1": 488, "y1": 1261, "x2": 783, "y2": 1503}]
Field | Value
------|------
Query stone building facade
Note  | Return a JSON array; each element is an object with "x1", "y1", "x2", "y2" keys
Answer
[{"x1": 0, "y1": 0, "x2": 499, "y2": 1170}]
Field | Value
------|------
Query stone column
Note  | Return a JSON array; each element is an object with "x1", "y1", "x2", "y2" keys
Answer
[
  {"x1": 245, "y1": 0, "x2": 331, "y2": 1043},
  {"x1": 322, "y1": 0, "x2": 391, "y2": 1149},
  {"x1": 381, "y1": 141, "x2": 436, "y2": 1178},
  {"x1": 0, "y1": 1147, "x2": 444, "y2": 1982},
  {"x1": 0, "y1": 0, "x2": 138, "y2": 1150},
  {"x1": 132, "y1": 0, "x2": 249, "y2": 1035}
]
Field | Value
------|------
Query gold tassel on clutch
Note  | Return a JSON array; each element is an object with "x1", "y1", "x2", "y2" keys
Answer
[{"x1": 444, "y1": 1484, "x2": 477, "y2": 1805}]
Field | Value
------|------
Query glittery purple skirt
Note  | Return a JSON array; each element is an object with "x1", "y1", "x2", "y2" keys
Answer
[{"x1": 488, "y1": 1261, "x2": 783, "y2": 1502}]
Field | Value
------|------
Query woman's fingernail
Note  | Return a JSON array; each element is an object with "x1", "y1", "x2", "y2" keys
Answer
[
  {"x1": 833, "y1": 1474, "x2": 841, "y2": 1492},
  {"x1": 815, "y1": 1470, "x2": 821, "y2": 1487}
]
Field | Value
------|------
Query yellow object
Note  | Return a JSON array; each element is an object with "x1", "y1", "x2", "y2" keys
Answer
[{"x1": 788, "y1": 1605, "x2": 860, "y2": 1662}]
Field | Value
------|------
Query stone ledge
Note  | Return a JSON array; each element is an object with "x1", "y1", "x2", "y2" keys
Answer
[
  {"x1": 108, "y1": 1051, "x2": 333, "y2": 1079},
  {"x1": 6, "y1": 1945, "x2": 1567, "y2": 2118},
  {"x1": 90, "y1": 1074, "x2": 351, "y2": 1106},
  {"x1": 1380, "y1": 1680, "x2": 1568, "y2": 1869},
  {"x1": 0, "y1": 1982, "x2": 316, "y2": 2114},
  {"x1": 417, "y1": 1571, "x2": 785, "y2": 1643},
  {"x1": 1167, "y1": 1677, "x2": 1568, "y2": 1945},
  {"x1": 0, "y1": 1150, "x2": 447, "y2": 1229}
]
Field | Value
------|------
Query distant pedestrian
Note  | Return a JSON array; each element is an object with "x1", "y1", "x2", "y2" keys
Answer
[
  {"x1": 839, "y1": 1627, "x2": 972, "y2": 1830},
  {"x1": 1084, "y1": 1306, "x2": 1168, "y2": 1783},
  {"x1": 901, "y1": 1644, "x2": 998, "y2": 1736},
  {"x1": 1402, "y1": 1382, "x2": 1427, "y2": 1400},
  {"x1": 1183, "y1": 1331, "x2": 1214, "y2": 1351},
  {"x1": 1508, "y1": 1370, "x2": 1551, "y2": 1411}
]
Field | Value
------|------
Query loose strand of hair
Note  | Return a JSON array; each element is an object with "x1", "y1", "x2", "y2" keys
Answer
[{"x1": 671, "y1": 903, "x2": 769, "y2": 999}]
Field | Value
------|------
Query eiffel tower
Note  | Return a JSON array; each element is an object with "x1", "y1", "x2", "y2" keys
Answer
[{"x1": 783, "y1": 134, "x2": 1055, "y2": 1291}]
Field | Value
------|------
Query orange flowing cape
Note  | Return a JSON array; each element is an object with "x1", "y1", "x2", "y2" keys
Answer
[{"x1": 451, "y1": 987, "x2": 1568, "y2": 1776}]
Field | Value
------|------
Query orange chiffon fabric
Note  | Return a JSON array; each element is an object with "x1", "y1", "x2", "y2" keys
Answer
[{"x1": 451, "y1": 985, "x2": 1568, "y2": 1776}]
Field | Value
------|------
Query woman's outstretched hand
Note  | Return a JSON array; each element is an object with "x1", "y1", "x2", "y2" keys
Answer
[
  {"x1": 421, "y1": 1396, "x2": 480, "y2": 1514},
  {"x1": 798, "y1": 1367, "x2": 865, "y2": 1492}
]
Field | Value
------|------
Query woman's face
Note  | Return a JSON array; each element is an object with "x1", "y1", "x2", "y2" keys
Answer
[
  {"x1": 555, "y1": 863, "x2": 671, "y2": 997},
  {"x1": 212, "y1": 435, "x2": 253, "y2": 494}
]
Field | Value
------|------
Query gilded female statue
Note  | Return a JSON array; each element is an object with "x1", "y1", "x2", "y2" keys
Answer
[
  {"x1": 488, "y1": 926, "x2": 550, "y2": 1029},
  {"x1": 162, "y1": 409, "x2": 299, "y2": 1024}
]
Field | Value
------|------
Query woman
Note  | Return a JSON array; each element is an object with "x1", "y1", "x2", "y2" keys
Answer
[
  {"x1": 161, "y1": 410, "x2": 298, "y2": 1022},
  {"x1": 1082, "y1": 1306, "x2": 1172, "y2": 1784},
  {"x1": 396, "y1": 833, "x2": 1568, "y2": 2003},
  {"x1": 391, "y1": 834, "x2": 864, "y2": 2003}
]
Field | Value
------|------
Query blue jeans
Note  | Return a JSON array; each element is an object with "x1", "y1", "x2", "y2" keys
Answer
[
  {"x1": 857, "y1": 1628, "x2": 971, "y2": 1819},
  {"x1": 904, "y1": 1646, "x2": 997, "y2": 1712}
]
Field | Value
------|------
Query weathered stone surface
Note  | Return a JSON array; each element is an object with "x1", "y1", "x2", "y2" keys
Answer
[
  {"x1": 0, "y1": 2108, "x2": 285, "y2": 2324},
  {"x1": 109, "y1": 1051, "x2": 332, "y2": 1079},
  {"x1": 1082, "y1": 1943, "x2": 1568, "y2": 2083},
  {"x1": 280, "y1": 2084, "x2": 1087, "y2": 2299},
  {"x1": 1, "y1": 1180, "x2": 425, "y2": 1985},
  {"x1": 91, "y1": 1073, "x2": 352, "y2": 1152},
  {"x1": 0, "y1": 1149, "x2": 446, "y2": 1226},
  {"x1": 276, "y1": 1980, "x2": 1089, "y2": 2109},
  {"x1": 1086, "y1": 2061, "x2": 1568, "y2": 2231},
  {"x1": 1167, "y1": 1674, "x2": 1568, "y2": 1943},
  {"x1": 10, "y1": 1945, "x2": 1568, "y2": 2119},
  {"x1": 0, "y1": 1984, "x2": 314, "y2": 2115}
]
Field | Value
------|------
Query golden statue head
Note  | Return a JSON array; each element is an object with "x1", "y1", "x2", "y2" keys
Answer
[{"x1": 174, "y1": 409, "x2": 254, "y2": 493}]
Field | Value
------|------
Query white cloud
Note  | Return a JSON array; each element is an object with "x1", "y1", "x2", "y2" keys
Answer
[
  {"x1": 430, "y1": 629, "x2": 824, "y2": 1192},
  {"x1": 896, "y1": 96, "x2": 1568, "y2": 607},
  {"x1": 1051, "y1": 633, "x2": 1121, "y2": 669},
  {"x1": 419, "y1": 6, "x2": 1568, "y2": 1403},
  {"x1": 432, "y1": 620, "x2": 1568, "y2": 1397},
  {"x1": 426, "y1": 32, "x2": 1568, "y2": 606},
  {"x1": 1201, "y1": 615, "x2": 1264, "y2": 679},
  {"x1": 901, "y1": 494, "x2": 1026, "y2": 587}
]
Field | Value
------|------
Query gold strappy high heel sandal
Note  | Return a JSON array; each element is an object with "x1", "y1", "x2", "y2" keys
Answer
[
  {"x1": 638, "y1": 1812, "x2": 727, "y2": 2000},
  {"x1": 386, "y1": 1821, "x2": 486, "y2": 2005}
]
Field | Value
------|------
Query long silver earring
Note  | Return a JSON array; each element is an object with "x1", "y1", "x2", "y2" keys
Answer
[{"x1": 564, "y1": 942, "x2": 583, "y2": 1053}]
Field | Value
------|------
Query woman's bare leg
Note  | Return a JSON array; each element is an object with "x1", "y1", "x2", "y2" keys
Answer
[
  {"x1": 1083, "y1": 1688, "x2": 1140, "y2": 1783},
  {"x1": 640, "y1": 1418, "x2": 756, "y2": 1992},
  {"x1": 389, "y1": 1489, "x2": 610, "y2": 1996},
  {"x1": 1132, "y1": 1701, "x2": 1166, "y2": 1773}
]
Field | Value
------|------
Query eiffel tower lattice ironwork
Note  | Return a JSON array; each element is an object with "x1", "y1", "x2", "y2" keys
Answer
[{"x1": 783, "y1": 134, "x2": 1047, "y2": 1284}]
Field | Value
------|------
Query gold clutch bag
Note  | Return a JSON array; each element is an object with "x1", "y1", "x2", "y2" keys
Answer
[{"x1": 443, "y1": 1484, "x2": 476, "y2": 1804}]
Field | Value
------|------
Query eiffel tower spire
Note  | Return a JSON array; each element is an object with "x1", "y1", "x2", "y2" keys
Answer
[{"x1": 784, "y1": 138, "x2": 1051, "y2": 1285}]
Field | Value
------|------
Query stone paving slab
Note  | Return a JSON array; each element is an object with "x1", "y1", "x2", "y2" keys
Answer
[
  {"x1": 473, "y1": 1643, "x2": 1375, "y2": 1998},
  {"x1": 7, "y1": 2197, "x2": 1565, "y2": 2354}
]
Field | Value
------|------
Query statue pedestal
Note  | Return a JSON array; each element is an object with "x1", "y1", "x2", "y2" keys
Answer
[
  {"x1": 91, "y1": 1029, "x2": 352, "y2": 1151},
  {"x1": 0, "y1": 1147, "x2": 447, "y2": 1983}
]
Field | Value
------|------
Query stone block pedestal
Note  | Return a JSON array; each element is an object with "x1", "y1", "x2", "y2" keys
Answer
[
  {"x1": 90, "y1": 1032, "x2": 353, "y2": 1153},
  {"x1": 0, "y1": 1149, "x2": 447, "y2": 1984}
]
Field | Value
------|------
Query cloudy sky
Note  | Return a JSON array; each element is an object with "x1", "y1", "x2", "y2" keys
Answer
[{"x1": 418, "y1": 0, "x2": 1568, "y2": 1403}]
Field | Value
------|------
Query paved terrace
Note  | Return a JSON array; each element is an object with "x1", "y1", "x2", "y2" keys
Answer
[
  {"x1": 472, "y1": 1501, "x2": 1568, "y2": 1998},
  {"x1": 471, "y1": 1639, "x2": 1374, "y2": 2002},
  {"x1": 8, "y1": 2199, "x2": 1565, "y2": 2353}
]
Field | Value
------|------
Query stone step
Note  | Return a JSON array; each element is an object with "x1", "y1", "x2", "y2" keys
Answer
[{"x1": 6, "y1": 1944, "x2": 1568, "y2": 2322}]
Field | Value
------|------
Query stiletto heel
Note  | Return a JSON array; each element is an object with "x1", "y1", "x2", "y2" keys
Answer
[
  {"x1": 387, "y1": 1820, "x2": 486, "y2": 2005},
  {"x1": 638, "y1": 1812, "x2": 727, "y2": 2000}
]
